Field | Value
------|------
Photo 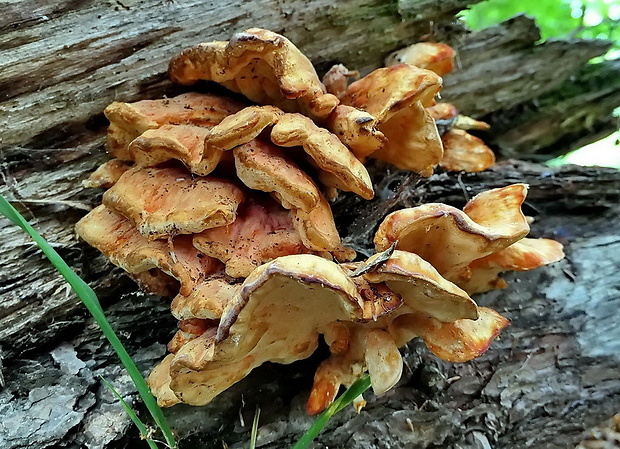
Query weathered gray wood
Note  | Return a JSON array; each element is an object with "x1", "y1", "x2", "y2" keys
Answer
[
  {"x1": 441, "y1": 15, "x2": 611, "y2": 116},
  {"x1": 0, "y1": 0, "x2": 477, "y2": 148},
  {"x1": 0, "y1": 4, "x2": 613, "y2": 156},
  {"x1": 1, "y1": 1, "x2": 619, "y2": 448},
  {"x1": 482, "y1": 59, "x2": 620, "y2": 158}
]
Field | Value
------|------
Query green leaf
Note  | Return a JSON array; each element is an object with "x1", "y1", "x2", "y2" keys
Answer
[
  {"x1": 292, "y1": 376, "x2": 371, "y2": 449},
  {"x1": 100, "y1": 376, "x2": 159, "y2": 449},
  {"x1": 0, "y1": 195, "x2": 177, "y2": 449}
]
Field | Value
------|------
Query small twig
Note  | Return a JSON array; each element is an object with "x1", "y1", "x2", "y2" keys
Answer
[
  {"x1": 456, "y1": 172, "x2": 470, "y2": 202},
  {"x1": 349, "y1": 242, "x2": 398, "y2": 277}
]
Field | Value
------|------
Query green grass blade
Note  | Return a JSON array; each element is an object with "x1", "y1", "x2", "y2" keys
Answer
[
  {"x1": 0, "y1": 195, "x2": 177, "y2": 448},
  {"x1": 292, "y1": 376, "x2": 371, "y2": 449},
  {"x1": 100, "y1": 376, "x2": 159, "y2": 449},
  {"x1": 249, "y1": 406, "x2": 260, "y2": 449}
]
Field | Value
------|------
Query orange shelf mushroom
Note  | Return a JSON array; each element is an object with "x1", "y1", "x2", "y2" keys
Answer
[
  {"x1": 375, "y1": 184, "x2": 564, "y2": 294},
  {"x1": 75, "y1": 28, "x2": 565, "y2": 417},
  {"x1": 168, "y1": 28, "x2": 339, "y2": 120}
]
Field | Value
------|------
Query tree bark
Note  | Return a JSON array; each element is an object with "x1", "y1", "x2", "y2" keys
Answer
[{"x1": 1, "y1": 1, "x2": 619, "y2": 448}]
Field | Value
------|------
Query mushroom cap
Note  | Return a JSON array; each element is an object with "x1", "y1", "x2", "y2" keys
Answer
[
  {"x1": 289, "y1": 192, "x2": 342, "y2": 252},
  {"x1": 104, "y1": 92, "x2": 245, "y2": 160},
  {"x1": 75, "y1": 206, "x2": 220, "y2": 296},
  {"x1": 148, "y1": 354, "x2": 182, "y2": 407},
  {"x1": 322, "y1": 64, "x2": 359, "y2": 99},
  {"x1": 83, "y1": 159, "x2": 133, "y2": 188},
  {"x1": 427, "y1": 103, "x2": 490, "y2": 131},
  {"x1": 129, "y1": 124, "x2": 224, "y2": 176},
  {"x1": 219, "y1": 254, "x2": 366, "y2": 342},
  {"x1": 202, "y1": 105, "x2": 374, "y2": 200},
  {"x1": 168, "y1": 28, "x2": 339, "y2": 119},
  {"x1": 391, "y1": 307, "x2": 510, "y2": 362},
  {"x1": 307, "y1": 249, "x2": 482, "y2": 415},
  {"x1": 343, "y1": 64, "x2": 441, "y2": 123},
  {"x1": 384, "y1": 42, "x2": 455, "y2": 76},
  {"x1": 270, "y1": 113, "x2": 374, "y2": 200},
  {"x1": 341, "y1": 64, "x2": 443, "y2": 175},
  {"x1": 151, "y1": 254, "x2": 369, "y2": 406},
  {"x1": 171, "y1": 277, "x2": 241, "y2": 321},
  {"x1": 307, "y1": 324, "x2": 401, "y2": 415},
  {"x1": 193, "y1": 197, "x2": 314, "y2": 278},
  {"x1": 375, "y1": 184, "x2": 530, "y2": 276},
  {"x1": 427, "y1": 102, "x2": 459, "y2": 121},
  {"x1": 233, "y1": 139, "x2": 320, "y2": 212},
  {"x1": 454, "y1": 238, "x2": 565, "y2": 294},
  {"x1": 361, "y1": 250, "x2": 479, "y2": 322},
  {"x1": 206, "y1": 105, "x2": 282, "y2": 151},
  {"x1": 325, "y1": 105, "x2": 384, "y2": 160},
  {"x1": 102, "y1": 166, "x2": 245, "y2": 240},
  {"x1": 439, "y1": 128, "x2": 495, "y2": 173},
  {"x1": 364, "y1": 329, "x2": 403, "y2": 395}
]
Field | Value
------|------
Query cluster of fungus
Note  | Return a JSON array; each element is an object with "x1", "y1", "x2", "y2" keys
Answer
[{"x1": 76, "y1": 29, "x2": 565, "y2": 415}]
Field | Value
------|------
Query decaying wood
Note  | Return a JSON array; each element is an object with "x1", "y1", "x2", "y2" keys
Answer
[
  {"x1": 1, "y1": 0, "x2": 619, "y2": 447},
  {"x1": 483, "y1": 59, "x2": 620, "y2": 158}
]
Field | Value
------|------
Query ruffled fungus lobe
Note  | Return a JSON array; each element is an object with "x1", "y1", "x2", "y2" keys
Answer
[
  {"x1": 427, "y1": 102, "x2": 491, "y2": 132},
  {"x1": 454, "y1": 238, "x2": 565, "y2": 294},
  {"x1": 206, "y1": 105, "x2": 283, "y2": 151},
  {"x1": 148, "y1": 254, "x2": 369, "y2": 406},
  {"x1": 375, "y1": 184, "x2": 563, "y2": 293},
  {"x1": 82, "y1": 159, "x2": 132, "y2": 188},
  {"x1": 289, "y1": 193, "x2": 343, "y2": 252},
  {"x1": 204, "y1": 106, "x2": 374, "y2": 199},
  {"x1": 270, "y1": 113, "x2": 373, "y2": 199},
  {"x1": 168, "y1": 28, "x2": 339, "y2": 119},
  {"x1": 171, "y1": 278, "x2": 240, "y2": 322},
  {"x1": 385, "y1": 42, "x2": 455, "y2": 76},
  {"x1": 147, "y1": 250, "x2": 508, "y2": 413},
  {"x1": 128, "y1": 124, "x2": 224, "y2": 176},
  {"x1": 440, "y1": 129, "x2": 495, "y2": 172},
  {"x1": 307, "y1": 250, "x2": 506, "y2": 414},
  {"x1": 426, "y1": 103, "x2": 494, "y2": 172},
  {"x1": 340, "y1": 64, "x2": 443, "y2": 175},
  {"x1": 232, "y1": 139, "x2": 320, "y2": 212},
  {"x1": 322, "y1": 64, "x2": 359, "y2": 99},
  {"x1": 104, "y1": 92, "x2": 245, "y2": 160},
  {"x1": 361, "y1": 250, "x2": 478, "y2": 322},
  {"x1": 102, "y1": 166, "x2": 245, "y2": 239},
  {"x1": 324, "y1": 105, "x2": 383, "y2": 160},
  {"x1": 307, "y1": 324, "x2": 402, "y2": 415},
  {"x1": 75, "y1": 206, "x2": 220, "y2": 296},
  {"x1": 390, "y1": 307, "x2": 509, "y2": 363},
  {"x1": 375, "y1": 184, "x2": 530, "y2": 278}
]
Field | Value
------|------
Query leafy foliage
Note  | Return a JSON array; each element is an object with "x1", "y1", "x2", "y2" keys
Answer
[{"x1": 461, "y1": 0, "x2": 619, "y2": 54}]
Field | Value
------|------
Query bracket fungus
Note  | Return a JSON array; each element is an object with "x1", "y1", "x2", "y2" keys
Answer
[
  {"x1": 76, "y1": 28, "x2": 565, "y2": 417},
  {"x1": 102, "y1": 166, "x2": 245, "y2": 240},
  {"x1": 105, "y1": 92, "x2": 245, "y2": 160},
  {"x1": 168, "y1": 28, "x2": 339, "y2": 119},
  {"x1": 385, "y1": 42, "x2": 456, "y2": 76},
  {"x1": 338, "y1": 64, "x2": 444, "y2": 176},
  {"x1": 428, "y1": 103, "x2": 495, "y2": 172},
  {"x1": 375, "y1": 184, "x2": 564, "y2": 293}
]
